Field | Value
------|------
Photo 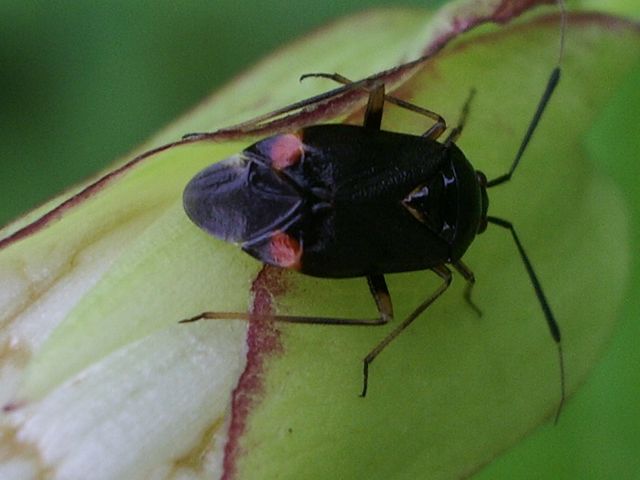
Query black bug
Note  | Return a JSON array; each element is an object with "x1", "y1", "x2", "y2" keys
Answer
[{"x1": 182, "y1": 4, "x2": 567, "y2": 420}]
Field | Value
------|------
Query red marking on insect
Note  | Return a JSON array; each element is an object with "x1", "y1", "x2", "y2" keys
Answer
[
  {"x1": 269, "y1": 231, "x2": 302, "y2": 269},
  {"x1": 268, "y1": 133, "x2": 304, "y2": 170}
]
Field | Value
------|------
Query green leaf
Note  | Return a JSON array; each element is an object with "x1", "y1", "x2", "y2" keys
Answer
[
  {"x1": 230, "y1": 12, "x2": 638, "y2": 480},
  {"x1": 1, "y1": 1, "x2": 638, "y2": 479}
]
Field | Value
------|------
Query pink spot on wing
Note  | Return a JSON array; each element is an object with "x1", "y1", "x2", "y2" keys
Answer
[
  {"x1": 269, "y1": 133, "x2": 303, "y2": 170},
  {"x1": 270, "y1": 231, "x2": 302, "y2": 270}
]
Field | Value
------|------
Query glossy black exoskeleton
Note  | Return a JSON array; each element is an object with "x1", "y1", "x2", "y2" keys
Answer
[
  {"x1": 184, "y1": 123, "x2": 488, "y2": 278},
  {"x1": 182, "y1": 6, "x2": 567, "y2": 421}
]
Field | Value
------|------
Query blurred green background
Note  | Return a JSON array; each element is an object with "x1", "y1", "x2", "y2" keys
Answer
[{"x1": 1, "y1": 1, "x2": 638, "y2": 478}]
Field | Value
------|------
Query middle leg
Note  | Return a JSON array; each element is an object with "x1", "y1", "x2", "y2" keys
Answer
[
  {"x1": 301, "y1": 72, "x2": 447, "y2": 139},
  {"x1": 452, "y1": 259, "x2": 482, "y2": 317},
  {"x1": 360, "y1": 265, "x2": 453, "y2": 397}
]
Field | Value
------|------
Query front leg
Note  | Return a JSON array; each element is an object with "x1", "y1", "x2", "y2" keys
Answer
[{"x1": 181, "y1": 274, "x2": 393, "y2": 328}]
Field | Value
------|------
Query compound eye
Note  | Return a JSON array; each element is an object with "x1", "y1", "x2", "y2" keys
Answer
[
  {"x1": 477, "y1": 216, "x2": 488, "y2": 233},
  {"x1": 476, "y1": 171, "x2": 488, "y2": 187}
]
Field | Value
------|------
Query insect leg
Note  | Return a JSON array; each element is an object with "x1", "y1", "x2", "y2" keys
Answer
[
  {"x1": 363, "y1": 84, "x2": 385, "y2": 130},
  {"x1": 367, "y1": 274, "x2": 394, "y2": 323},
  {"x1": 452, "y1": 260, "x2": 482, "y2": 317},
  {"x1": 486, "y1": 215, "x2": 565, "y2": 423},
  {"x1": 181, "y1": 274, "x2": 393, "y2": 327},
  {"x1": 302, "y1": 72, "x2": 446, "y2": 139},
  {"x1": 361, "y1": 265, "x2": 452, "y2": 397},
  {"x1": 180, "y1": 310, "x2": 389, "y2": 326},
  {"x1": 444, "y1": 88, "x2": 476, "y2": 146},
  {"x1": 183, "y1": 75, "x2": 383, "y2": 139}
]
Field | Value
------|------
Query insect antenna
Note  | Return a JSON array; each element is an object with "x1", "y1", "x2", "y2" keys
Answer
[
  {"x1": 485, "y1": 216, "x2": 565, "y2": 423},
  {"x1": 486, "y1": 0, "x2": 566, "y2": 188},
  {"x1": 485, "y1": 0, "x2": 567, "y2": 423}
]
